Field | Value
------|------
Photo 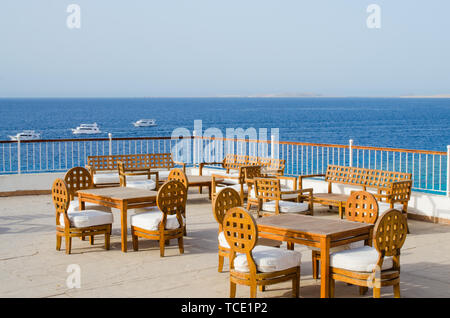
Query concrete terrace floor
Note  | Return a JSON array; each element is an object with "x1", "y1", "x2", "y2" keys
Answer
[{"x1": 1, "y1": 190, "x2": 450, "y2": 298}]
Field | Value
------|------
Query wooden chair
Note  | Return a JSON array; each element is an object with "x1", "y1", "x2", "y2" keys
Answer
[
  {"x1": 130, "y1": 180, "x2": 187, "y2": 257},
  {"x1": 329, "y1": 209, "x2": 408, "y2": 298},
  {"x1": 223, "y1": 207, "x2": 301, "y2": 298},
  {"x1": 64, "y1": 166, "x2": 111, "y2": 213},
  {"x1": 52, "y1": 178, "x2": 113, "y2": 255},
  {"x1": 311, "y1": 191, "x2": 379, "y2": 280},
  {"x1": 255, "y1": 177, "x2": 314, "y2": 217},
  {"x1": 213, "y1": 188, "x2": 282, "y2": 273},
  {"x1": 118, "y1": 161, "x2": 158, "y2": 190}
]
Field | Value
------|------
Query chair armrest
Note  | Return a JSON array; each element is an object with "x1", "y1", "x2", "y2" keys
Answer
[
  {"x1": 173, "y1": 161, "x2": 186, "y2": 173},
  {"x1": 199, "y1": 162, "x2": 223, "y2": 176},
  {"x1": 277, "y1": 176, "x2": 298, "y2": 190},
  {"x1": 85, "y1": 165, "x2": 95, "y2": 176}
]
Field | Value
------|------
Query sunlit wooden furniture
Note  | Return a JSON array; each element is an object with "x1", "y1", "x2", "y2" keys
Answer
[
  {"x1": 199, "y1": 154, "x2": 286, "y2": 176},
  {"x1": 211, "y1": 166, "x2": 247, "y2": 202},
  {"x1": 256, "y1": 214, "x2": 374, "y2": 298},
  {"x1": 254, "y1": 177, "x2": 314, "y2": 217},
  {"x1": 329, "y1": 209, "x2": 408, "y2": 298},
  {"x1": 299, "y1": 165, "x2": 412, "y2": 219},
  {"x1": 311, "y1": 191, "x2": 379, "y2": 280},
  {"x1": 168, "y1": 168, "x2": 217, "y2": 200},
  {"x1": 77, "y1": 187, "x2": 158, "y2": 252},
  {"x1": 223, "y1": 207, "x2": 301, "y2": 298},
  {"x1": 86, "y1": 153, "x2": 185, "y2": 187},
  {"x1": 213, "y1": 188, "x2": 282, "y2": 272},
  {"x1": 130, "y1": 180, "x2": 187, "y2": 257},
  {"x1": 64, "y1": 166, "x2": 111, "y2": 213},
  {"x1": 118, "y1": 161, "x2": 158, "y2": 190},
  {"x1": 52, "y1": 178, "x2": 113, "y2": 255}
]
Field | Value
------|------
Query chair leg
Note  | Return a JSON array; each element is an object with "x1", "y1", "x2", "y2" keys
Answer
[
  {"x1": 312, "y1": 251, "x2": 320, "y2": 279},
  {"x1": 330, "y1": 278, "x2": 335, "y2": 298},
  {"x1": 131, "y1": 228, "x2": 139, "y2": 251},
  {"x1": 373, "y1": 287, "x2": 381, "y2": 298},
  {"x1": 250, "y1": 284, "x2": 257, "y2": 298},
  {"x1": 293, "y1": 267, "x2": 300, "y2": 298},
  {"x1": 287, "y1": 242, "x2": 294, "y2": 250},
  {"x1": 230, "y1": 281, "x2": 236, "y2": 298},
  {"x1": 359, "y1": 286, "x2": 368, "y2": 295},
  {"x1": 159, "y1": 237, "x2": 166, "y2": 257},
  {"x1": 259, "y1": 285, "x2": 265, "y2": 292},
  {"x1": 65, "y1": 236, "x2": 72, "y2": 255},
  {"x1": 89, "y1": 235, "x2": 94, "y2": 245},
  {"x1": 56, "y1": 235, "x2": 62, "y2": 251},
  {"x1": 178, "y1": 236, "x2": 184, "y2": 254},
  {"x1": 393, "y1": 283, "x2": 401, "y2": 298},
  {"x1": 218, "y1": 255, "x2": 224, "y2": 273},
  {"x1": 105, "y1": 232, "x2": 110, "y2": 250},
  {"x1": 199, "y1": 186, "x2": 203, "y2": 194}
]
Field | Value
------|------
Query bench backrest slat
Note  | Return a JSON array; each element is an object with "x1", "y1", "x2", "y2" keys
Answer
[{"x1": 87, "y1": 153, "x2": 174, "y2": 172}]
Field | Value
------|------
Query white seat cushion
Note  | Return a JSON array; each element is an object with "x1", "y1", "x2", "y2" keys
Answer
[
  {"x1": 126, "y1": 179, "x2": 156, "y2": 190},
  {"x1": 130, "y1": 211, "x2": 185, "y2": 231},
  {"x1": 378, "y1": 202, "x2": 404, "y2": 215},
  {"x1": 93, "y1": 173, "x2": 119, "y2": 184},
  {"x1": 330, "y1": 245, "x2": 393, "y2": 272},
  {"x1": 154, "y1": 170, "x2": 170, "y2": 179},
  {"x1": 59, "y1": 210, "x2": 113, "y2": 228},
  {"x1": 68, "y1": 200, "x2": 111, "y2": 213},
  {"x1": 218, "y1": 231, "x2": 230, "y2": 249},
  {"x1": 262, "y1": 200, "x2": 309, "y2": 213},
  {"x1": 233, "y1": 245, "x2": 301, "y2": 273},
  {"x1": 216, "y1": 183, "x2": 248, "y2": 193}
]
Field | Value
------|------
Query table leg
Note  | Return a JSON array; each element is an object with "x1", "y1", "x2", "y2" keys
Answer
[
  {"x1": 320, "y1": 237, "x2": 331, "y2": 298},
  {"x1": 121, "y1": 201, "x2": 128, "y2": 252}
]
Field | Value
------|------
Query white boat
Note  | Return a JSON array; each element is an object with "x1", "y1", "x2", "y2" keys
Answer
[
  {"x1": 133, "y1": 119, "x2": 157, "y2": 127},
  {"x1": 8, "y1": 130, "x2": 41, "y2": 141},
  {"x1": 71, "y1": 123, "x2": 101, "y2": 134}
]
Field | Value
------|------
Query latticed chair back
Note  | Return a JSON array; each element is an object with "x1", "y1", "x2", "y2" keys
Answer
[
  {"x1": 64, "y1": 167, "x2": 93, "y2": 200},
  {"x1": 374, "y1": 209, "x2": 408, "y2": 258},
  {"x1": 168, "y1": 168, "x2": 188, "y2": 189},
  {"x1": 346, "y1": 191, "x2": 379, "y2": 224},
  {"x1": 117, "y1": 161, "x2": 126, "y2": 186},
  {"x1": 255, "y1": 178, "x2": 281, "y2": 201},
  {"x1": 213, "y1": 188, "x2": 242, "y2": 232},
  {"x1": 52, "y1": 178, "x2": 70, "y2": 228},
  {"x1": 157, "y1": 180, "x2": 188, "y2": 222},
  {"x1": 223, "y1": 207, "x2": 258, "y2": 273},
  {"x1": 243, "y1": 165, "x2": 263, "y2": 181}
]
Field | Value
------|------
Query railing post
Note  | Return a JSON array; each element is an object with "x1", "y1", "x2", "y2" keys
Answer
[
  {"x1": 447, "y1": 145, "x2": 450, "y2": 197},
  {"x1": 349, "y1": 139, "x2": 353, "y2": 167},
  {"x1": 17, "y1": 136, "x2": 21, "y2": 174},
  {"x1": 108, "y1": 133, "x2": 112, "y2": 155},
  {"x1": 271, "y1": 134, "x2": 278, "y2": 159},
  {"x1": 193, "y1": 130, "x2": 197, "y2": 165}
]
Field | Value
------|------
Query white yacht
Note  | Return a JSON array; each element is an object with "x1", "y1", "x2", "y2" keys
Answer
[
  {"x1": 71, "y1": 123, "x2": 101, "y2": 135},
  {"x1": 133, "y1": 119, "x2": 157, "y2": 127},
  {"x1": 8, "y1": 130, "x2": 41, "y2": 141}
]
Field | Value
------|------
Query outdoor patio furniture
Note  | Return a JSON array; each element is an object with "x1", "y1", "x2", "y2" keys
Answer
[
  {"x1": 86, "y1": 153, "x2": 185, "y2": 187},
  {"x1": 52, "y1": 178, "x2": 113, "y2": 255},
  {"x1": 243, "y1": 165, "x2": 300, "y2": 211},
  {"x1": 298, "y1": 165, "x2": 412, "y2": 219},
  {"x1": 223, "y1": 207, "x2": 301, "y2": 298},
  {"x1": 64, "y1": 166, "x2": 112, "y2": 213},
  {"x1": 77, "y1": 187, "x2": 158, "y2": 252},
  {"x1": 199, "y1": 154, "x2": 285, "y2": 176},
  {"x1": 130, "y1": 180, "x2": 187, "y2": 257},
  {"x1": 311, "y1": 191, "x2": 379, "y2": 280},
  {"x1": 211, "y1": 166, "x2": 248, "y2": 202},
  {"x1": 254, "y1": 177, "x2": 314, "y2": 217},
  {"x1": 212, "y1": 188, "x2": 282, "y2": 273},
  {"x1": 329, "y1": 209, "x2": 408, "y2": 298},
  {"x1": 118, "y1": 161, "x2": 158, "y2": 190}
]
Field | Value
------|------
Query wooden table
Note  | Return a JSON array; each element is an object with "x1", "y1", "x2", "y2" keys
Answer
[
  {"x1": 77, "y1": 187, "x2": 158, "y2": 252},
  {"x1": 256, "y1": 214, "x2": 373, "y2": 298},
  {"x1": 160, "y1": 175, "x2": 220, "y2": 199}
]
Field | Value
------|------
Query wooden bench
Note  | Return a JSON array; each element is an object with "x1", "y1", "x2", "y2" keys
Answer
[
  {"x1": 299, "y1": 165, "x2": 412, "y2": 219},
  {"x1": 200, "y1": 154, "x2": 285, "y2": 176},
  {"x1": 86, "y1": 153, "x2": 185, "y2": 187}
]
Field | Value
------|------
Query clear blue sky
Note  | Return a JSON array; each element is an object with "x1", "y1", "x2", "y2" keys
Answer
[{"x1": 0, "y1": 0, "x2": 449, "y2": 97}]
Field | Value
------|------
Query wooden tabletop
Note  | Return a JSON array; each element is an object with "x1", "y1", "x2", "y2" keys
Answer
[
  {"x1": 257, "y1": 214, "x2": 373, "y2": 237},
  {"x1": 77, "y1": 187, "x2": 158, "y2": 201}
]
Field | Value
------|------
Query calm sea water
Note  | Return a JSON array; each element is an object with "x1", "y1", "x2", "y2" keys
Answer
[{"x1": 0, "y1": 97, "x2": 449, "y2": 151}]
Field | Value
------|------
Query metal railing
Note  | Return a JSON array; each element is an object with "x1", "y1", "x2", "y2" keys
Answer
[{"x1": 1, "y1": 135, "x2": 449, "y2": 196}]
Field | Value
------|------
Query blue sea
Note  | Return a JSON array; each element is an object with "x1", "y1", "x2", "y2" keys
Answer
[{"x1": 0, "y1": 97, "x2": 450, "y2": 151}]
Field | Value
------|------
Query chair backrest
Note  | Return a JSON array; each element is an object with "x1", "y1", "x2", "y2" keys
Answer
[
  {"x1": 213, "y1": 188, "x2": 242, "y2": 231},
  {"x1": 346, "y1": 191, "x2": 379, "y2": 224},
  {"x1": 373, "y1": 209, "x2": 408, "y2": 257},
  {"x1": 64, "y1": 167, "x2": 93, "y2": 200},
  {"x1": 243, "y1": 165, "x2": 263, "y2": 181},
  {"x1": 157, "y1": 180, "x2": 188, "y2": 220},
  {"x1": 255, "y1": 177, "x2": 281, "y2": 201},
  {"x1": 51, "y1": 178, "x2": 70, "y2": 227},
  {"x1": 168, "y1": 168, "x2": 188, "y2": 189},
  {"x1": 223, "y1": 207, "x2": 258, "y2": 255}
]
